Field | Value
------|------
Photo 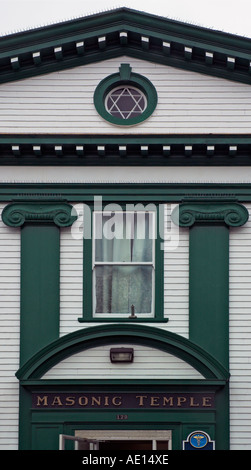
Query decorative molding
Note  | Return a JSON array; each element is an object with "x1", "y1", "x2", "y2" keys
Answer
[
  {"x1": 171, "y1": 201, "x2": 249, "y2": 227},
  {"x1": 93, "y1": 63, "x2": 158, "y2": 126},
  {"x1": 15, "y1": 323, "x2": 230, "y2": 381},
  {"x1": 1, "y1": 8, "x2": 251, "y2": 86},
  {"x1": 1, "y1": 184, "x2": 251, "y2": 203},
  {"x1": 1, "y1": 134, "x2": 251, "y2": 166},
  {"x1": 1, "y1": 201, "x2": 77, "y2": 227}
]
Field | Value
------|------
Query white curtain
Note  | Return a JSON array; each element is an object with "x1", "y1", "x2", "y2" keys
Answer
[{"x1": 94, "y1": 212, "x2": 153, "y2": 314}]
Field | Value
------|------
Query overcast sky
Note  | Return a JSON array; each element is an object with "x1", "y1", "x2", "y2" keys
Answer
[{"x1": 0, "y1": 0, "x2": 251, "y2": 39}]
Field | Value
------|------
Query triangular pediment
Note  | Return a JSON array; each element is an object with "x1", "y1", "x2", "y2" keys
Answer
[{"x1": 0, "y1": 7, "x2": 251, "y2": 86}]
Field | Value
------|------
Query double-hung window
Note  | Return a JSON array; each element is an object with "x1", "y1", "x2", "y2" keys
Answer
[
  {"x1": 93, "y1": 210, "x2": 154, "y2": 318},
  {"x1": 79, "y1": 204, "x2": 165, "y2": 323}
]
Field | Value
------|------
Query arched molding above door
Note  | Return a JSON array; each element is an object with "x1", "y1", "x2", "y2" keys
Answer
[{"x1": 16, "y1": 324, "x2": 229, "y2": 382}]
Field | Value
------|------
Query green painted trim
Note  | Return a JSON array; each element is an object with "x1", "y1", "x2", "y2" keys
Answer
[
  {"x1": 172, "y1": 201, "x2": 249, "y2": 369},
  {"x1": 20, "y1": 378, "x2": 227, "y2": 387},
  {"x1": 1, "y1": 201, "x2": 77, "y2": 227},
  {"x1": 1, "y1": 200, "x2": 77, "y2": 367},
  {"x1": 189, "y1": 225, "x2": 230, "y2": 370},
  {"x1": 93, "y1": 63, "x2": 158, "y2": 126},
  {"x1": 1, "y1": 134, "x2": 251, "y2": 145},
  {"x1": 20, "y1": 224, "x2": 60, "y2": 366},
  {"x1": 16, "y1": 323, "x2": 230, "y2": 381},
  {"x1": 80, "y1": 203, "x2": 164, "y2": 323},
  {"x1": 18, "y1": 376, "x2": 228, "y2": 449},
  {"x1": 1, "y1": 134, "x2": 251, "y2": 166},
  {"x1": 1, "y1": 8, "x2": 251, "y2": 86},
  {"x1": 215, "y1": 383, "x2": 229, "y2": 449},
  {"x1": 172, "y1": 202, "x2": 249, "y2": 227}
]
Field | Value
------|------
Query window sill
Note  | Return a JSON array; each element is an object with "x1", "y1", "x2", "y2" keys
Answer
[{"x1": 78, "y1": 317, "x2": 169, "y2": 323}]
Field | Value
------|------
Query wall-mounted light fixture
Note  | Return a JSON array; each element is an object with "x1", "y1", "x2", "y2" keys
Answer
[{"x1": 110, "y1": 347, "x2": 134, "y2": 363}]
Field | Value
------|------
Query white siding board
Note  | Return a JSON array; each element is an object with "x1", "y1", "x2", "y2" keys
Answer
[
  {"x1": 42, "y1": 344, "x2": 203, "y2": 380},
  {"x1": 0, "y1": 205, "x2": 20, "y2": 450},
  {"x1": 60, "y1": 224, "x2": 83, "y2": 336},
  {"x1": 0, "y1": 57, "x2": 250, "y2": 134},
  {"x1": 229, "y1": 204, "x2": 251, "y2": 449},
  {"x1": 1, "y1": 166, "x2": 251, "y2": 185}
]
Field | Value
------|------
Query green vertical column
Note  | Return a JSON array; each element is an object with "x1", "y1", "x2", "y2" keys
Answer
[
  {"x1": 2, "y1": 201, "x2": 77, "y2": 366},
  {"x1": 172, "y1": 201, "x2": 249, "y2": 369},
  {"x1": 20, "y1": 224, "x2": 60, "y2": 365},
  {"x1": 189, "y1": 224, "x2": 229, "y2": 368}
]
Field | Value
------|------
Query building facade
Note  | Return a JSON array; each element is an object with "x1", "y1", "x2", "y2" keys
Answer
[{"x1": 0, "y1": 8, "x2": 251, "y2": 450}]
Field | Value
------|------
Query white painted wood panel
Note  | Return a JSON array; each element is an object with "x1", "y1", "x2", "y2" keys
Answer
[
  {"x1": 1, "y1": 166, "x2": 251, "y2": 185},
  {"x1": 42, "y1": 343, "x2": 203, "y2": 380},
  {"x1": 0, "y1": 57, "x2": 250, "y2": 134},
  {"x1": 60, "y1": 224, "x2": 83, "y2": 336},
  {"x1": 229, "y1": 204, "x2": 251, "y2": 450},
  {"x1": 0, "y1": 205, "x2": 20, "y2": 450}
]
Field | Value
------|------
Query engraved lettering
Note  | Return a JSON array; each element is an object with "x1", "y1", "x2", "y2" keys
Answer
[
  {"x1": 32, "y1": 392, "x2": 215, "y2": 410},
  {"x1": 203, "y1": 397, "x2": 213, "y2": 407},
  {"x1": 150, "y1": 396, "x2": 160, "y2": 406},
  {"x1": 190, "y1": 397, "x2": 200, "y2": 407},
  {"x1": 112, "y1": 396, "x2": 122, "y2": 406},
  {"x1": 91, "y1": 396, "x2": 101, "y2": 406},
  {"x1": 136, "y1": 395, "x2": 148, "y2": 406},
  {"x1": 163, "y1": 396, "x2": 174, "y2": 407},
  {"x1": 65, "y1": 396, "x2": 75, "y2": 406},
  {"x1": 104, "y1": 396, "x2": 110, "y2": 406},
  {"x1": 36, "y1": 396, "x2": 48, "y2": 407},
  {"x1": 79, "y1": 396, "x2": 88, "y2": 406},
  {"x1": 177, "y1": 396, "x2": 187, "y2": 407},
  {"x1": 51, "y1": 396, "x2": 63, "y2": 406}
]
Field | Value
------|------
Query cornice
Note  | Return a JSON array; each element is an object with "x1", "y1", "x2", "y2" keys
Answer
[
  {"x1": 1, "y1": 200, "x2": 77, "y2": 227},
  {"x1": 1, "y1": 134, "x2": 251, "y2": 166},
  {"x1": 171, "y1": 200, "x2": 249, "y2": 227},
  {"x1": 0, "y1": 8, "x2": 251, "y2": 85}
]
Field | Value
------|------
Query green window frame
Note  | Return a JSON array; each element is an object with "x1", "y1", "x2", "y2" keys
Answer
[
  {"x1": 93, "y1": 63, "x2": 158, "y2": 126},
  {"x1": 78, "y1": 203, "x2": 165, "y2": 323}
]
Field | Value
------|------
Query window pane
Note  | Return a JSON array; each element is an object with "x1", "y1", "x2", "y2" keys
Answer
[
  {"x1": 94, "y1": 212, "x2": 154, "y2": 262},
  {"x1": 94, "y1": 265, "x2": 153, "y2": 314},
  {"x1": 105, "y1": 86, "x2": 147, "y2": 119}
]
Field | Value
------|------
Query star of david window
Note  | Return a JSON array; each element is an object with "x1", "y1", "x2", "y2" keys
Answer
[
  {"x1": 105, "y1": 86, "x2": 147, "y2": 120},
  {"x1": 94, "y1": 64, "x2": 158, "y2": 126}
]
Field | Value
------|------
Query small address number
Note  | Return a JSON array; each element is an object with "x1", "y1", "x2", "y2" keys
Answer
[{"x1": 116, "y1": 414, "x2": 128, "y2": 420}]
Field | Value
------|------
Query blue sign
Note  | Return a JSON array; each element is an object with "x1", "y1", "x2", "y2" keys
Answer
[{"x1": 183, "y1": 431, "x2": 215, "y2": 450}]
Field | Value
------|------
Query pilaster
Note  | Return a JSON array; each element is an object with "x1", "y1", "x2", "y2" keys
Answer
[
  {"x1": 172, "y1": 199, "x2": 249, "y2": 369},
  {"x1": 2, "y1": 200, "x2": 77, "y2": 366}
]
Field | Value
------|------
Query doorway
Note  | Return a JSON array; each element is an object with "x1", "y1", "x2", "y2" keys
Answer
[{"x1": 59, "y1": 430, "x2": 172, "y2": 450}]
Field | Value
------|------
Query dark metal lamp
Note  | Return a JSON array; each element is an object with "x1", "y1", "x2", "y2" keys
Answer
[{"x1": 110, "y1": 347, "x2": 134, "y2": 363}]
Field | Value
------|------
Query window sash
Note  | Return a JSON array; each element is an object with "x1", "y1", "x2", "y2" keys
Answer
[{"x1": 92, "y1": 210, "x2": 155, "y2": 317}]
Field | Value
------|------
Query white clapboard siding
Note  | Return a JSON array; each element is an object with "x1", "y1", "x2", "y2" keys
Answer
[
  {"x1": 229, "y1": 203, "x2": 251, "y2": 450},
  {"x1": 42, "y1": 344, "x2": 203, "y2": 380},
  {"x1": 163, "y1": 204, "x2": 189, "y2": 337},
  {"x1": 1, "y1": 167, "x2": 251, "y2": 185},
  {"x1": 60, "y1": 222, "x2": 83, "y2": 336},
  {"x1": 59, "y1": 204, "x2": 189, "y2": 337},
  {"x1": 0, "y1": 57, "x2": 251, "y2": 134},
  {"x1": 0, "y1": 204, "x2": 20, "y2": 450}
]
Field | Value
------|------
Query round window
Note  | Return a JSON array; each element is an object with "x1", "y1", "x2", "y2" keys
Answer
[
  {"x1": 105, "y1": 86, "x2": 147, "y2": 120},
  {"x1": 94, "y1": 65, "x2": 158, "y2": 126}
]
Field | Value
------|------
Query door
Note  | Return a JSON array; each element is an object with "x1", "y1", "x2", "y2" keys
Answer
[{"x1": 59, "y1": 430, "x2": 172, "y2": 450}]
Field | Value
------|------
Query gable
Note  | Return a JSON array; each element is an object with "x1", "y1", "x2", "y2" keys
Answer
[
  {"x1": 0, "y1": 8, "x2": 251, "y2": 167},
  {"x1": 1, "y1": 56, "x2": 251, "y2": 135},
  {"x1": 0, "y1": 7, "x2": 251, "y2": 87}
]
